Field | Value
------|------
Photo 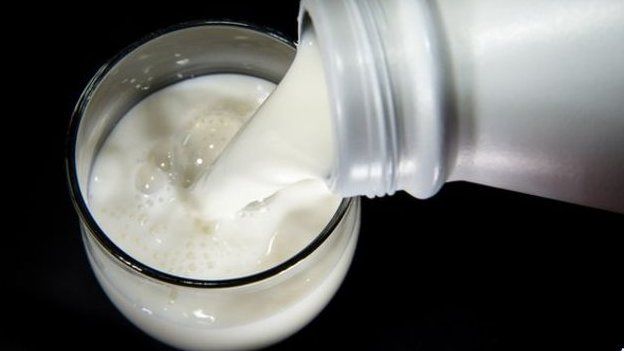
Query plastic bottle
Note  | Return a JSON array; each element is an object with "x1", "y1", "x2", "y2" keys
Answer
[{"x1": 300, "y1": 0, "x2": 624, "y2": 212}]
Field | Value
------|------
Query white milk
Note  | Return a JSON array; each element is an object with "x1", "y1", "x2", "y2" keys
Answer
[
  {"x1": 194, "y1": 29, "x2": 334, "y2": 219},
  {"x1": 85, "y1": 28, "x2": 359, "y2": 351},
  {"x1": 85, "y1": 205, "x2": 359, "y2": 350},
  {"x1": 89, "y1": 72, "x2": 340, "y2": 279}
]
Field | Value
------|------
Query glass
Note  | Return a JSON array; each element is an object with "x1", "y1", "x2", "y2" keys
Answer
[{"x1": 66, "y1": 22, "x2": 360, "y2": 350}]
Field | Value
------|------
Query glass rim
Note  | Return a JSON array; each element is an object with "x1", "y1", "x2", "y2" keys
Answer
[{"x1": 65, "y1": 20, "x2": 355, "y2": 289}]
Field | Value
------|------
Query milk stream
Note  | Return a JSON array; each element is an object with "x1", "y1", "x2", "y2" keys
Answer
[
  {"x1": 88, "y1": 72, "x2": 340, "y2": 279},
  {"x1": 194, "y1": 28, "x2": 334, "y2": 219}
]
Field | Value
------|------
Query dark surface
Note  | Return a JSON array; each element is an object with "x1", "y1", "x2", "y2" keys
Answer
[{"x1": 10, "y1": 2, "x2": 623, "y2": 350}]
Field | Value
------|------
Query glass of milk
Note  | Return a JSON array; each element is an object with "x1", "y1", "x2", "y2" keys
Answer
[{"x1": 67, "y1": 22, "x2": 360, "y2": 350}]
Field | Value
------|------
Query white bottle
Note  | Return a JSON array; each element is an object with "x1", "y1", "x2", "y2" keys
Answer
[{"x1": 301, "y1": 0, "x2": 624, "y2": 212}]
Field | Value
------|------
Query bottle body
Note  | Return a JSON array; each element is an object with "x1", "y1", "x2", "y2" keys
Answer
[
  {"x1": 439, "y1": 0, "x2": 624, "y2": 212},
  {"x1": 301, "y1": 0, "x2": 624, "y2": 212}
]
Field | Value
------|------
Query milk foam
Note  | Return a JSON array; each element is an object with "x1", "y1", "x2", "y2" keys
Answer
[{"x1": 89, "y1": 73, "x2": 340, "y2": 279}]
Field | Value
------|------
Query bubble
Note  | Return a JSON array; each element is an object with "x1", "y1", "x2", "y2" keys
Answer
[
  {"x1": 135, "y1": 163, "x2": 166, "y2": 195},
  {"x1": 149, "y1": 141, "x2": 175, "y2": 172},
  {"x1": 194, "y1": 218, "x2": 217, "y2": 235},
  {"x1": 162, "y1": 109, "x2": 247, "y2": 189}
]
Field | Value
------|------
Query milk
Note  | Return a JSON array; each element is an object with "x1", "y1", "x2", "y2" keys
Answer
[
  {"x1": 89, "y1": 72, "x2": 340, "y2": 279},
  {"x1": 84, "y1": 26, "x2": 359, "y2": 350},
  {"x1": 85, "y1": 205, "x2": 359, "y2": 350},
  {"x1": 194, "y1": 28, "x2": 334, "y2": 219}
]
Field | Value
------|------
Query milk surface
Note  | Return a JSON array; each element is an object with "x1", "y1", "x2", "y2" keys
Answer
[{"x1": 89, "y1": 72, "x2": 340, "y2": 279}]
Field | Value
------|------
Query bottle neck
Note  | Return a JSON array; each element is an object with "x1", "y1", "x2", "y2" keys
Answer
[{"x1": 300, "y1": 0, "x2": 449, "y2": 199}]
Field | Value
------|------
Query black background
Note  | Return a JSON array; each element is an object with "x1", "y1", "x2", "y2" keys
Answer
[{"x1": 10, "y1": 2, "x2": 623, "y2": 350}]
